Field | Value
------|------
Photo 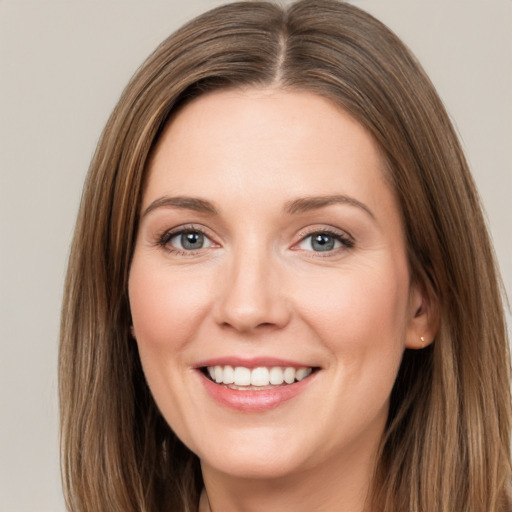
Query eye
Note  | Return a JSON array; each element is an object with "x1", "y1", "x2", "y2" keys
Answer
[
  {"x1": 160, "y1": 228, "x2": 215, "y2": 253},
  {"x1": 297, "y1": 230, "x2": 353, "y2": 253}
]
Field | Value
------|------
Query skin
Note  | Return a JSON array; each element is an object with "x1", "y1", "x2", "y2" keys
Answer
[{"x1": 129, "y1": 88, "x2": 436, "y2": 512}]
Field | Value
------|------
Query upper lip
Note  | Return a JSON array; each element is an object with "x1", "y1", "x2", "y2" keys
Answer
[{"x1": 194, "y1": 356, "x2": 316, "y2": 369}]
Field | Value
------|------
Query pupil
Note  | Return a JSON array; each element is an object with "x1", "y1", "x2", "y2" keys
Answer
[
  {"x1": 182, "y1": 232, "x2": 203, "y2": 250},
  {"x1": 312, "y1": 234, "x2": 334, "y2": 252}
]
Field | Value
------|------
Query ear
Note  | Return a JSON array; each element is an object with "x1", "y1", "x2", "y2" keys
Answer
[{"x1": 405, "y1": 281, "x2": 439, "y2": 350}]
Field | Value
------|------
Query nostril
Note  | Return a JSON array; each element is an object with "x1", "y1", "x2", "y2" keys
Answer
[{"x1": 219, "y1": 319, "x2": 283, "y2": 333}]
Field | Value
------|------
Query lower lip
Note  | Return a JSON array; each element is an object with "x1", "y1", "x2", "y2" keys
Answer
[{"x1": 198, "y1": 371, "x2": 316, "y2": 412}]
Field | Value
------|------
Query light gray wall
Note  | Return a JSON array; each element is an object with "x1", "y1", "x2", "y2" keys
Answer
[{"x1": 1, "y1": 1, "x2": 510, "y2": 511}]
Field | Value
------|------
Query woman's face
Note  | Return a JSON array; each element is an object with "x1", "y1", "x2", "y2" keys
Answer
[{"x1": 129, "y1": 88, "x2": 425, "y2": 481}]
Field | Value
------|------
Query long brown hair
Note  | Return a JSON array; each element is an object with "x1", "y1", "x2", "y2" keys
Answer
[{"x1": 59, "y1": 1, "x2": 511, "y2": 510}]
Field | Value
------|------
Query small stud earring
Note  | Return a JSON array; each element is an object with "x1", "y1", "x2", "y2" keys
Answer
[{"x1": 420, "y1": 336, "x2": 425, "y2": 348}]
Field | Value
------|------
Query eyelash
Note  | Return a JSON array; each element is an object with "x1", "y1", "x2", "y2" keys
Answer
[
  {"x1": 156, "y1": 225, "x2": 213, "y2": 256},
  {"x1": 295, "y1": 228, "x2": 355, "y2": 256},
  {"x1": 156, "y1": 225, "x2": 355, "y2": 256}
]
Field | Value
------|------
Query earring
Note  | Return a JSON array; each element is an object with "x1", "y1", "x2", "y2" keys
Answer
[
  {"x1": 419, "y1": 336, "x2": 425, "y2": 348},
  {"x1": 130, "y1": 325, "x2": 136, "y2": 339}
]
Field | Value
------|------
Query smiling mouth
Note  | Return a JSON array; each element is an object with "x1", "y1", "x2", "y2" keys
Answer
[{"x1": 202, "y1": 365, "x2": 316, "y2": 390}]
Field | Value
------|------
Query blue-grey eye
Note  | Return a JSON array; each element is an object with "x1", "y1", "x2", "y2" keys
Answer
[
  {"x1": 169, "y1": 231, "x2": 212, "y2": 251},
  {"x1": 298, "y1": 232, "x2": 342, "y2": 252}
]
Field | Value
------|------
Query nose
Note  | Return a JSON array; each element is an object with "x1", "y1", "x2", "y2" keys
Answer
[{"x1": 213, "y1": 246, "x2": 291, "y2": 333}]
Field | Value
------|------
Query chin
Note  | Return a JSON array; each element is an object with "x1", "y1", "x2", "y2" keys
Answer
[
  {"x1": 200, "y1": 451, "x2": 307, "y2": 480},
  {"x1": 190, "y1": 426, "x2": 320, "y2": 480}
]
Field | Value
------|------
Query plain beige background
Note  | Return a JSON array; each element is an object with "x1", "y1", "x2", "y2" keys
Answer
[{"x1": 1, "y1": 1, "x2": 510, "y2": 511}]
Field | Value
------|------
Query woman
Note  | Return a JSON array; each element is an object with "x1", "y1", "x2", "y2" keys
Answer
[{"x1": 59, "y1": 1, "x2": 512, "y2": 511}]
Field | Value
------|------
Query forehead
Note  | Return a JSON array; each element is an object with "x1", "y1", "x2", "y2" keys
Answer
[{"x1": 143, "y1": 87, "x2": 391, "y2": 214}]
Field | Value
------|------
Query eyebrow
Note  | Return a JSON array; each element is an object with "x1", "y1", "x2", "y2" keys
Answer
[
  {"x1": 142, "y1": 196, "x2": 218, "y2": 217},
  {"x1": 284, "y1": 195, "x2": 375, "y2": 218},
  {"x1": 142, "y1": 194, "x2": 374, "y2": 219}
]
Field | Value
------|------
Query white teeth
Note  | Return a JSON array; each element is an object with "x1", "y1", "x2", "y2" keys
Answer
[
  {"x1": 222, "y1": 365, "x2": 235, "y2": 384},
  {"x1": 296, "y1": 367, "x2": 312, "y2": 381},
  {"x1": 283, "y1": 367, "x2": 295, "y2": 384},
  {"x1": 250, "y1": 367, "x2": 270, "y2": 386},
  {"x1": 269, "y1": 367, "x2": 284, "y2": 385},
  {"x1": 233, "y1": 366, "x2": 251, "y2": 386},
  {"x1": 214, "y1": 365, "x2": 223, "y2": 383},
  {"x1": 205, "y1": 365, "x2": 313, "y2": 387}
]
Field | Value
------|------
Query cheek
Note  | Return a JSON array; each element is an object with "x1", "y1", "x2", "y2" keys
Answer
[
  {"x1": 128, "y1": 257, "x2": 212, "y2": 435},
  {"x1": 297, "y1": 262, "x2": 409, "y2": 425},
  {"x1": 128, "y1": 258, "x2": 217, "y2": 370},
  {"x1": 292, "y1": 261, "x2": 410, "y2": 355}
]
